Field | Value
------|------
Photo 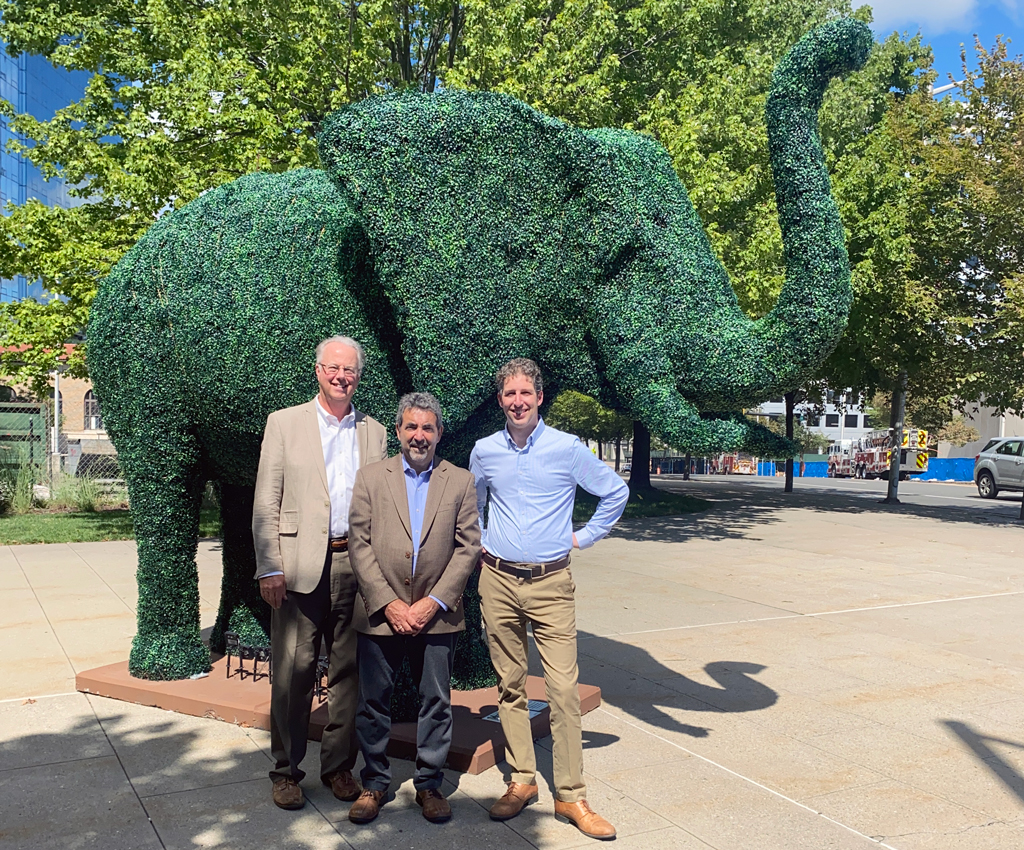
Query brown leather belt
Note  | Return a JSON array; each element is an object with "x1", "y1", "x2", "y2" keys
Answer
[
  {"x1": 329, "y1": 537, "x2": 349, "y2": 552},
  {"x1": 482, "y1": 550, "x2": 569, "y2": 579}
]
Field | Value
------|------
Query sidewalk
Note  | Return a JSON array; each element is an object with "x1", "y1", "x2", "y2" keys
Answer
[{"x1": 2, "y1": 484, "x2": 1023, "y2": 849}]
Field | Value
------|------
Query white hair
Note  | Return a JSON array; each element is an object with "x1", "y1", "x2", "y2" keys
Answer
[{"x1": 315, "y1": 335, "x2": 365, "y2": 373}]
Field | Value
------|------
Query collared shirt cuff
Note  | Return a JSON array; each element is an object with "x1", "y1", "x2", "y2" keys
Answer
[
  {"x1": 574, "y1": 528, "x2": 597, "y2": 550},
  {"x1": 258, "y1": 571, "x2": 284, "y2": 579},
  {"x1": 429, "y1": 594, "x2": 448, "y2": 612}
]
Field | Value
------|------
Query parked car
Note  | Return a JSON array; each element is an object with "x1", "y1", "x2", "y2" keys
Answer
[
  {"x1": 974, "y1": 437, "x2": 1024, "y2": 498},
  {"x1": 621, "y1": 463, "x2": 632, "y2": 473}
]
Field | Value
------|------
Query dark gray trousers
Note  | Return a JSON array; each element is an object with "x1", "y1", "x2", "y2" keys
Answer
[
  {"x1": 269, "y1": 549, "x2": 359, "y2": 783},
  {"x1": 356, "y1": 631, "x2": 459, "y2": 792}
]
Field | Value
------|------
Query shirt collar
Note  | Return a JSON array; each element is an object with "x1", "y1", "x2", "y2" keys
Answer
[
  {"x1": 315, "y1": 396, "x2": 357, "y2": 427},
  {"x1": 401, "y1": 454, "x2": 434, "y2": 479},
  {"x1": 504, "y1": 417, "x2": 545, "y2": 450}
]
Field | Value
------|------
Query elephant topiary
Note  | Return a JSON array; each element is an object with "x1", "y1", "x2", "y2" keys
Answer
[{"x1": 88, "y1": 18, "x2": 872, "y2": 680}]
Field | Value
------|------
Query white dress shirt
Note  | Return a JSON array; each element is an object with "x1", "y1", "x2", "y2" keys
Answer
[{"x1": 316, "y1": 397, "x2": 360, "y2": 537}]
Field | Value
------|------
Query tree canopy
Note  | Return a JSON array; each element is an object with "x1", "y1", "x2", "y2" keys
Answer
[{"x1": 2, "y1": 0, "x2": 1021, "y2": 432}]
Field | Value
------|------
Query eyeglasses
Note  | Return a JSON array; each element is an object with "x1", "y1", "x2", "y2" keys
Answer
[{"x1": 318, "y1": 364, "x2": 359, "y2": 379}]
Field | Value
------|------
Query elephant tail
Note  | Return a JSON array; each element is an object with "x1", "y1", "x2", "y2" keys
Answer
[{"x1": 754, "y1": 18, "x2": 872, "y2": 380}]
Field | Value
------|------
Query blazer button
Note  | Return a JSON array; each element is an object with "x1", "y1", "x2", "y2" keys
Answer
[
  {"x1": 405, "y1": 552, "x2": 411, "y2": 559},
  {"x1": 404, "y1": 578, "x2": 411, "y2": 586},
  {"x1": 322, "y1": 528, "x2": 328, "y2": 534},
  {"x1": 324, "y1": 500, "x2": 330, "y2": 507}
]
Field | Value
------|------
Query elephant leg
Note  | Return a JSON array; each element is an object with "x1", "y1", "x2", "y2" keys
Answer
[
  {"x1": 209, "y1": 482, "x2": 269, "y2": 653},
  {"x1": 122, "y1": 426, "x2": 209, "y2": 680}
]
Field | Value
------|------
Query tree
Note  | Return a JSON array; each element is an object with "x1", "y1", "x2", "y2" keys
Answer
[
  {"x1": 1, "y1": 0, "x2": 866, "y2": 394},
  {"x1": 0, "y1": 0, "x2": 467, "y2": 391},
  {"x1": 816, "y1": 38, "x2": 1024, "y2": 503}
]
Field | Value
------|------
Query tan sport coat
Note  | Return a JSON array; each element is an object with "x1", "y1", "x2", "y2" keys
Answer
[
  {"x1": 348, "y1": 455, "x2": 481, "y2": 636},
  {"x1": 252, "y1": 400, "x2": 388, "y2": 594}
]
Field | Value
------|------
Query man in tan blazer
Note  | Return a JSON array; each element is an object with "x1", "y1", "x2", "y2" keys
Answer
[
  {"x1": 252, "y1": 335, "x2": 388, "y2": 811},
  {"x1": 346, "y1": 391, "x2": 481, "y2": 825}
]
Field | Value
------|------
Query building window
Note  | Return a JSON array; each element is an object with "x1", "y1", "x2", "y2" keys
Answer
[
  {"x1": 825, "y1": 414, "x2": 840, "y2": 428},
  {"x1": 84, "y1": 390, "x2": 103, "y2": 430},
  {"x1": 844, "y1": 414, "x2": 858, "y2": 428},
  {"x1": 804, "y1": 415, "x2": 820, "y2": 426},
  {"x1": 862, "y1": 415, "x2": 873, "y2": 428}
]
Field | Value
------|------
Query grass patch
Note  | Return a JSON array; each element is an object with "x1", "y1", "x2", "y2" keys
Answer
[
  {"x1": 573, "y1": 485, "x2": 710, "y2": 522},
  {"x1": 0, "y1": 508, "x2": 222, "y2": 545}
]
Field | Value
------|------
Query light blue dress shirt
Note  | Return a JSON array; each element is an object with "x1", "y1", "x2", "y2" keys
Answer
[
  {"x1": 469, "y1": 419, "x2": 629, "y2": 562},
  {"x1": 402, "y1": 456, "x2": 446, "y2": 611}
]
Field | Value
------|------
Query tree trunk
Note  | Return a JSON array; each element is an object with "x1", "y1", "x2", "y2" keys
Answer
[
  {"x1": 628, "y1": 421, "x2": 651, "y2": 490},
  {"x1": 883, "y1": 369, "x2": 907, "y2": 504},
  {"x1": 683, "y1": 451, "x2": 691, "y2": 480},
  {"x1": 784, "y1": 391, "x2": 795, "y2": 493},
  {"x1": 598, "y1": 441, "x2": 603, "y2": 460},
  {"x1": 614, "y1": 436, "x2": 621, "y2": 472}
]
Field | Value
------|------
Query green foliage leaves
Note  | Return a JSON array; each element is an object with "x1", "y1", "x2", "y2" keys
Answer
[{"x1": 546, "y1": 391, "x2": 632, "y2": 444}]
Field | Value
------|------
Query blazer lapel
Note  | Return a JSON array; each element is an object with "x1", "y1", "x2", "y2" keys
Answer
[
  {"x1": 355, "y1": 410, "x2": 370, "y2": 469},
  {"x1": 384, "y1": 455, "x2": 413, "y2": 540},
  {"x1": 418, "y1": 461, "x2": 450, "y2": 546},
  {"x1": 304, "y1": 401, "x2": 329, "y2": 494}
]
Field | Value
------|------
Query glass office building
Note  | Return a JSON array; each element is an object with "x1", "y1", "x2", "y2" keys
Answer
[{"x1": 0, "y1": 49, "x2": 89, "y2": 302}]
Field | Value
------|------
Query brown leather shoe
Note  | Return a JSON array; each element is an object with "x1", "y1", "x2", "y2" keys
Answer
[
  {"x1": 272, "y1": 778, "x2": 304, "y2": 810},
  {"x1": 322, "y1": 770, "x2": 361, "y2": 802},
  {"x1": 348, "y1": 789, "x2": 385, "y2": 824},
  {"x1": 489, "y1": 781, "x2": 539, "y2": 821},
  {"x1": 554, "y1": 800, "x2": 616, "y2": 840},
  {"x1": 415, "y1": 788, "x2": 452, "y2": 823}
]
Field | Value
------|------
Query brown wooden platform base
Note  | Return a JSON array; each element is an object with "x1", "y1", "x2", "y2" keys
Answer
[{"x1": 76, "y1": 656, "x2": 601, "y2": 774}]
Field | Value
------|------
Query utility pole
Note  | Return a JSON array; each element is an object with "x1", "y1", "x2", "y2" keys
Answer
[
  {"x1": 784, "y1": 391, "x2": 795, "y2": 493},
  {"x1": 882, "y1": 369, "x2": 907, "y2": 504}
]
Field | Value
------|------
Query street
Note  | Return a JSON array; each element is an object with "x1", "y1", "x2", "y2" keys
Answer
[{"x1": 651, "y1": 472, "x2": 1024, "y2": 523}]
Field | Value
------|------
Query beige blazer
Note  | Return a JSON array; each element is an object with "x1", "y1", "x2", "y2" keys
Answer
[
  {"x1": 252, "y1": 400, "x2": 388, "y2": 594},
  {"x1": 348, "y1": 455, "x2": 481, "y2": 636}
]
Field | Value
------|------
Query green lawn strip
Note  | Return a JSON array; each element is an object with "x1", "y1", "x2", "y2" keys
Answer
[
  {"x1": 0, "y1": 508, "x2": 221, "y2": 545},
  {"x1": 1, "y1": 490, "x2": 700, "y2": 546},
  {"x1": 573, "y1": 485, "x2": 710, "y2": 522}
]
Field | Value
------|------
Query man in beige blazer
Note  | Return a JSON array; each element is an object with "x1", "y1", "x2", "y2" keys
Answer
[
  {"x1": 252, "y1": 335, "x2": 388, "y2": 811},
  {"x1": 346, "y1": 391, "x2": 481, "y2": 825}
]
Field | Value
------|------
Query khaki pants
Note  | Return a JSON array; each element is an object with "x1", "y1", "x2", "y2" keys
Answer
[
  {"x1": 269, "y1": 549, "x2": 359, "y2": 783},
  {"x1": 479, "y1": 562, "x2": 585, "y2": 802}
]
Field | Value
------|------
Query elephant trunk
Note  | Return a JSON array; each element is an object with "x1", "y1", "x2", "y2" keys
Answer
[{"x1": 750, "y1": 18, "x2": 872, "y2": 387}]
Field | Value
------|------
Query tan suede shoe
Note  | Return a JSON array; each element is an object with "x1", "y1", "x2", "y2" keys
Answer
[
  {"x1": 489, "y1": 781, "x2": 539, "y2": 821},
  {"x1": 348, "y1": 789, "x2": 386, "y2": 824},
  {"x1": 554, "y1": 800, "x2": 616, "y2": 840},
  {"x1": 322, "y1": 770, "x2": 361, "y2": 802},
  {"x1": 272, "y1": 778, "x2": 304, "y2": 810},
  {"x1": 415, "y1": 788, "x2": 452, "y2": 823}
]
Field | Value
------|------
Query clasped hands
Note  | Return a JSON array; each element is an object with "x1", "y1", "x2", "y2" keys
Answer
[{"x1": 385, "y1": 597, "x2": 439, "y2": 636}]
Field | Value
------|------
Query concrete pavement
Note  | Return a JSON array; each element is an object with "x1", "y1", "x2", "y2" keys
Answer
[{"x1": 2, "y1": 480, "x2": 1023, "y2": 849}]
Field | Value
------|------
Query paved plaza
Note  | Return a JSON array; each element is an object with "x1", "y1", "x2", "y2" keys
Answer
[{"x1": 2, "y1": 479, "x2": 1023, "y2": 849}]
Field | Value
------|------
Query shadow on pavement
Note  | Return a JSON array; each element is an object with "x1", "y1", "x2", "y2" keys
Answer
[
  {"x1": 942, "y1": 719, "x2": 1024, "y2": 805},
  {"x1": 0, "y1": 705, "x2": 343, "y2": 850},
  {"x1": 578, "y1": 631, "x2": 777, "y2": 739},
  {"x1": 607, "y1": 478, "x2": 1021, "y2": 544}
]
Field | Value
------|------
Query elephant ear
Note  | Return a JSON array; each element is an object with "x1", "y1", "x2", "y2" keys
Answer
[{"x1": 315, "y1": 91, "x2": 624, "y2": 403}]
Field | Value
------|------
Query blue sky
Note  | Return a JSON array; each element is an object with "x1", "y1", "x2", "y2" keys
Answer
[{"x1": 865, "y1": 1, "x2": 1021, "y2": 83}]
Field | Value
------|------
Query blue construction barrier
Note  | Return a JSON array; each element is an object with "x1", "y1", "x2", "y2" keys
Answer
[
  {"x1": 799, "y1": 461, "x2": 829, "y2": 478},
  {"x1": 757, "y1": 461, "x2": 777, "y2": 476},
  {"x1": 910, "y1": 457, "x2": 974, "y2": 482}
]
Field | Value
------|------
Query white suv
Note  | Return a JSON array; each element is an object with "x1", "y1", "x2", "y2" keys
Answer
[{"x1": 974, "y1": 437, "x2": 1024, "y2": 498}]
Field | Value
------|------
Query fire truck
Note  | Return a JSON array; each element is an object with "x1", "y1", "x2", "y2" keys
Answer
[
  {"x1": 826, "y1": 440, "x2": 856, "y2": 477},
  {"x1": 850, "y1": 429, "x2": 929, "y2": 480}
]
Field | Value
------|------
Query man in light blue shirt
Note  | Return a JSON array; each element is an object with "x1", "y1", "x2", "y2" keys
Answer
[{"x1": 470, "y1": 358, "x2": 627, "y2": 841}]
